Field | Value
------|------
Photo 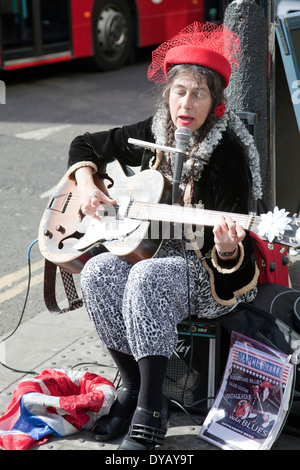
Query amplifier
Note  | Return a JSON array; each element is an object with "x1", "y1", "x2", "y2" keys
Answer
[{"x1": 163, "y1": 318, "x2": 228, "y2": 412}]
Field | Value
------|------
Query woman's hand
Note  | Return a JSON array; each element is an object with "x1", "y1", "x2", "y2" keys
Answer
[
  {"x1": 213, "y1": 215, "x2": 245, "y2": 260},
  {"x1": 75, "y1": 167, "x2": 116, "y2": 221}
]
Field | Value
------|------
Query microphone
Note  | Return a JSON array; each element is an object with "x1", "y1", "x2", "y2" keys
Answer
[{"x1": 172, "y1": 127, "x2": 191, "y2": 204}]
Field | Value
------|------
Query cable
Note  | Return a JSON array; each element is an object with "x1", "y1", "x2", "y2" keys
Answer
[
  {"x1": 70, "y1": 361, "x2": 120, "y2": 386},
  {"x1": 0, "y1": 238, "x2": 39, "y2": 374},
  {"x1": 179, "y1": 239, "x2": 195, "y2": 404},
  {"x1": 177, "y1": 239, "x2": 209, "y2": 415},
  {"x1": 166, "y1": 237, "x2": 216, "y2": 425}
]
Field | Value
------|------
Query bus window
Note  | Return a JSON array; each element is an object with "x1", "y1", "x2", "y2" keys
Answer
[
  {"x1": 1, "y1": 0, "x2": 71, "y2": 62},
  {"x1": 41, "y1": 0, "x2": 70, "y2": 52},
  {"x1": 2, "y1": 0, "x2": 34, "y2": 59}
]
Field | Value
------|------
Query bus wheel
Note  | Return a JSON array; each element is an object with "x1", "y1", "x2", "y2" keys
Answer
[{"x1": 92, "y1": 0, "x2": 134, "y2": 71}]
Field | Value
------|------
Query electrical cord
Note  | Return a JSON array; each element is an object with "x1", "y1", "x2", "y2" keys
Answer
[
  {"x1": 70, "y1": 361, "x2": 120, "y2": 387},
  {"x1": 171, "y1": 238, "x2": 212, "y2": 425},
  {"x1": 0, "y1": 237, "x2": 121, "y2": 380},
  {"x1": 0, "y1": 238, "x2": 39, "y2": 375}
]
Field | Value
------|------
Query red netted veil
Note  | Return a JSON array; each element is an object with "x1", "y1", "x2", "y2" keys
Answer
[{"x1": 147, "y1": 22, "x2": 241, "y2": 88}]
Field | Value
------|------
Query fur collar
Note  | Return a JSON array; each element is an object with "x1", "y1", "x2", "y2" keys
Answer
[{"x1": 151, "y1": 107, "x2": 262, "y2": 201}]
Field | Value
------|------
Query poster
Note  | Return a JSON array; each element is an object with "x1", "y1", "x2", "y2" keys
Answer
[{"x1": 199, "y1": 331, "x2": 294, "y2": 450}]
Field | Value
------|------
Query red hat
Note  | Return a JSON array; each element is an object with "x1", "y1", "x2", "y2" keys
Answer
[
  {"x1": 148, "y1": 22, "x2": 240, "y2": 88},
  {"x1": 164, "y1": 46, "x2": 232, "y2": 88}
]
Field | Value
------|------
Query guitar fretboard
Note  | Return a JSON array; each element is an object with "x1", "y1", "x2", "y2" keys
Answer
[{"x1": 128, "y1": 200, "x2": 258, "y2": 231}]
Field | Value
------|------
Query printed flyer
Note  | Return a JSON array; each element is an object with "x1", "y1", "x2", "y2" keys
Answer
[{"x1": 199, "y1": 331, "x2": 294, "y2": 450}]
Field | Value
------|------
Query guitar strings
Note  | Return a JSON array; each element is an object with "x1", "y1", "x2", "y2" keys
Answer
[
  {"x1": 129, "y1": 201, "x2": 253, "y2": 229},
  {"x1": 56, "y1": 193, "x2": 254, "y2": 229}
]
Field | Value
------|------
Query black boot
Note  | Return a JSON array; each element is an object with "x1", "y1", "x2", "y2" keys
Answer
[
  {"x1": 93, "y1": 388, "x2": 139, "y2": 441},
  {"x1": 93, "y1": 349, "x2": 140, "y2": 442},
  {"x1": 118, "y1": 397, "x2": 169, "y2": 450}
]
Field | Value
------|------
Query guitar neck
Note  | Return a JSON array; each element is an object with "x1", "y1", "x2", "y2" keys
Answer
[{"x1": 128, "y1": 201, "x2": 258, "y2": 231}]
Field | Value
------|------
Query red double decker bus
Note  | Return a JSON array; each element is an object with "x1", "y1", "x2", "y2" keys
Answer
[{"x1": 0, "y1": 0, "x2": 218, "y2": 72}]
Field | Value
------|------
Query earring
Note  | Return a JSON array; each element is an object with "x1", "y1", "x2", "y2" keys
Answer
[{"x1": 213, "y1": 102, "x2": 225, "y2": 118}]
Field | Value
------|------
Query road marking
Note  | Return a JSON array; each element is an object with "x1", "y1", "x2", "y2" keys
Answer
[
  {"x1": 15, "y1": 124, "x2": 71, "y2": 141},
  {"x1": 0, "y1": 260, "x2": 45, "y2": 303},
  {"x1": 0, "y1": 272, "x2": 44, "y2": 303},
  {"x1": 0, "y1": 260, "x2": 44, "y2": 290}
]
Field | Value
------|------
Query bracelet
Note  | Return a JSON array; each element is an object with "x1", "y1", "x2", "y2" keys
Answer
[{"x1": 218, "y1": 246, "x2": 238, "y2": 257}]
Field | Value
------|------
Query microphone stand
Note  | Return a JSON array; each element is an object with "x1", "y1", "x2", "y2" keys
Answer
[{"x1": 171, "y1": 146, "x2": 187, "y2": 205}]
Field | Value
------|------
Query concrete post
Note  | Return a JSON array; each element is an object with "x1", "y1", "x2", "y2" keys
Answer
[{"x1": 224, "y1": 0, "x2": 276, "y2": 212}]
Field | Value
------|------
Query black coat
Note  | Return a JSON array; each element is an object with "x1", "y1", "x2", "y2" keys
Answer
[{"x1": 68, "y1": 117, "x2": 258, "y2": 305}]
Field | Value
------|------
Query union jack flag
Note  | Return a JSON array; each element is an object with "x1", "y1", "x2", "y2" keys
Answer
[{"x1": 0, "y1": 368, "x2": 116, "y2": 450}]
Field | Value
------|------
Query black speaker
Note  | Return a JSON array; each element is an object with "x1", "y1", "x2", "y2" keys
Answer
[{"x1": 163, "y1": 318, "x2": 228, "y2": 412}]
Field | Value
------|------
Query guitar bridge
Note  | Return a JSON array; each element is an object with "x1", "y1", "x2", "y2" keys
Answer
[{"x1": 116, "y1": 196, "x2": 133, "y2": 220}]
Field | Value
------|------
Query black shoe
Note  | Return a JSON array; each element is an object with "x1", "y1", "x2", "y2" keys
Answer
[
  {"x1": 92, "y1": 388, "x2": 138, "y2": 442},
  {"x1": 118, "y1": 399, "x2": 169, "y2": 450}
]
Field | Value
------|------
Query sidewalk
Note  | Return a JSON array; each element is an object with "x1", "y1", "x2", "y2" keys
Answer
[
  {"x1": 0, "y1": 306, "x2": 217, "y2": 451},
  {"x1": 1, "y1": 253, "x2": 300, "y2": 451}
]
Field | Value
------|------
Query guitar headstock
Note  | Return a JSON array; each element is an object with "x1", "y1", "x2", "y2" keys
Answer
[
  {"x1": 252, "y1": 207, "x2": 300, "y2": 248},
  {"x1": 272, "y1": 216, "x2": 300, "y2": 248}
]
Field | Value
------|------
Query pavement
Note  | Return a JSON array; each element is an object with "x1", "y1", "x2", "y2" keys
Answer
[{"x1": 1, "y1": 252, "x2": 300, "y2": 453}]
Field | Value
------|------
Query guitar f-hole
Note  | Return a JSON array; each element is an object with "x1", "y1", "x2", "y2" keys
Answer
[
  {"x1": 58, "y1": 231, "x2": 85, "y2": 250},
  {"x1": 78, "y1": 206, "x2": 86, "y2": 222}
]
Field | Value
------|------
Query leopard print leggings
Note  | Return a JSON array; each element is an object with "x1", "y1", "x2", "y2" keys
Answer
[{"x1": 80, "y1": 241, "x2": 256, "y2": 360}]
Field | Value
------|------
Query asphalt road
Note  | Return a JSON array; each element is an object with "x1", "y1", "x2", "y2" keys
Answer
[{"x1": 0, "y1": 54, "x2": 155, "y2": 337}]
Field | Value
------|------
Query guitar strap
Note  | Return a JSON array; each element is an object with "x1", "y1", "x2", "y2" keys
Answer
[{"x1": 43, "y1": 259, "x2": 83, "y2": 315}]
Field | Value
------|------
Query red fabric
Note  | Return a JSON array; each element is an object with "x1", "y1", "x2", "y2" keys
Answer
[{"x1": 164, "y1": 47, "x2": 231, "y2": 87}]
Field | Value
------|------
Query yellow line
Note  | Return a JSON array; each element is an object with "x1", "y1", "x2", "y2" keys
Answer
[
  {"x1": 0, "y1": 272, "x2": 44, "y2": 303},
  {"x1": 0, "y1": 260, "x2": 44, "y2": 290}
]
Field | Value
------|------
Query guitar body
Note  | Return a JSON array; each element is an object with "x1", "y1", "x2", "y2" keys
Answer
[{"x1": 38, "y1": 160, "x2": 171, "y2": 273}]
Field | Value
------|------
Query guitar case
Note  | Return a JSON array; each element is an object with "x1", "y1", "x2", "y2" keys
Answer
[{"x1": 219, "y1": 283, "x2": 300, "y2": 356}]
